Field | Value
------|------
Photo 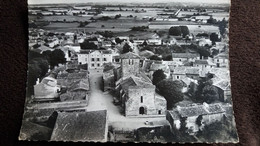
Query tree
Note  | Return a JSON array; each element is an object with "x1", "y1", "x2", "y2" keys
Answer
[
  {"x1": 169, "y1": 26, "x2": 182, "y2": 36},
  {"x1": 114, "y1": 14, "x2": 121, "y2": 19},
  {"x1": 115, "y1": 38, "x2": 123, "y2": 44},
  {"x1": 210, "y1": 33, "x2": 220, "y2": 44},
  {"x1": 180, "y1": 26, "x2": 190, "y2": 38},
  {"x1": 80, "y1": 39, "x2": 98, "y2": 50},
  {"x1": 219, "y1": 18, "x2": 228, "y2": 36},
  {"x1": 142, "y1": 40, "x2": 148, "y2": 46},
  {"x1": 152, "y1": 69, "x2": 166, "y2": 85},
  {"x1": 156, "y1": 79, "x2": 184, "y2": 109},
  {"x1": 149, "y1": 55, "x2": 162, "y2": 61},
  {"x1": 162, "y1": 55, "x2": 172, "y2": 61},
  {"x1": 194, "y1": 77, "x2": 219, "y2": 103},
  {"x1": 196, "y1": 115, "x2": 203, "y2": 127},
  {"x1": 202, "y1": 84, "x2": 219, "y2": 103},
  {"x1": 122, "y1": 43, "x2": 132, "y2": 54},
  {"x1": 49, "y1": 49, "x2": 66, "y2": 68}
]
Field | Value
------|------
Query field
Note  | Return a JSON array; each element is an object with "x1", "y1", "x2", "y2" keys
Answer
[{"x1": 43, "y1": 19, "x2": 148, "y2": 33}]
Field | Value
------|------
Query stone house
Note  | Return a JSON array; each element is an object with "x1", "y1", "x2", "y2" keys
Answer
[
  {"x1": 212, "y1": 53, "x2": 229, "y2": 68},
  {"x1": 51, "y1": 110, "x2": 108, "y2": 142},
  {"x1": 213, "y1": 80, "x2": 231, "y2": 103},
  {"x1": 166, "y1": 103, "x2": 226, "y2": 134},
  {"x1": 33, "y1": 76, "x2": 61, "y2": 101},
  {"x1": 172, "y1": 52, "x2": 200, "y2": 63},
  {"x1": 78, "y1": 50, "x2": 114, "y2": 70},
  {"x1": 193, "y1": 60, "x2": 215, "y2": 77}
]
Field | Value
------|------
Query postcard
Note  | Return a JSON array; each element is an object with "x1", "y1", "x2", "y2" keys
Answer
[{"x1": 19, "y1": 0, "x2": 238, "y2": 143}]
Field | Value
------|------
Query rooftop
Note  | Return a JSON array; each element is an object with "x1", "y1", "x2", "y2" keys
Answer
[
  {"x1": 170, "y1": 103, "x2": 226, "y2": 119},
  {"x1": 51, "y1": 110, "x2": 108, "y2": 142},
  {"x1": 172, "y1": 52, "x2": 199, "y2": 58},
  {"x1": 119, "y1": 52, "x2": 141, "y2": 59}
]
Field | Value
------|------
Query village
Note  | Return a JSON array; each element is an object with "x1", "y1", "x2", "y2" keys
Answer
[{"x1": 20, "y1": 2, "x2": 238, "y2": 143}]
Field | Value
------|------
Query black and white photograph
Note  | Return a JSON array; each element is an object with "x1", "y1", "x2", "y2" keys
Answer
[{"x1": 19, "y1": 0, "x2": 239, "y2": 143}]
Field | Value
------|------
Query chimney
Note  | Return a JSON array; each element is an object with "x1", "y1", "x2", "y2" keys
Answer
[{"x1": 36, "y1": 78, "x2": 40, "y2": 85}]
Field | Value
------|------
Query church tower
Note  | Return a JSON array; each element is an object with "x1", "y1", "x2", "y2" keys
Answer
[{"x1": 120, "y1": 52, "x2": 140, "y2": 78}]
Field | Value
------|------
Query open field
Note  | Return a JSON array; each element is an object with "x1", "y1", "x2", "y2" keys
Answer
[{"x1": 42, "y1": 19, "x2": 148, "y2": 33}]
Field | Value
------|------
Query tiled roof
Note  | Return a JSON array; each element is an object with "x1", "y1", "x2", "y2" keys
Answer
[
  {"x1": 149, "y1": 63, "x2": 168, "y2": 72},
  {"x1": 172, "y1": 67, "x2": 186, "y2": 75},
  {"x1": 186, "y1": 67, "x2": 200, "y2": 75},
  {"x1": 172, "y1": 52, "x2": 199, "y2": 58},
  {"x1": 194, "y1": 60, "x2": 209, "y2": 65},
  {"x1": 69, "y1": 79, "x2": 89, "y2": 91},
  {"x1": 60, "y1": 91, "x2": 87, "y2": 101},
  {"x1": 173, "y1": 103, "x2": 225, "y2": 118},
  {"x1": 119, "y1": 52, "x2": 140, "y2": 59},
  {"x1": 51, "y1": 110, "x2": 108, "y2": 142}
]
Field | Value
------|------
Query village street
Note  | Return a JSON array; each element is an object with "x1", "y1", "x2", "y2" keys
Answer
[{"x1": 86, "y1": 69, "x2": 169, "y2": 131}]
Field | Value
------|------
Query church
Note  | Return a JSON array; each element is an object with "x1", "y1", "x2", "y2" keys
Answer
[{"x1": 103, "y1": 52, "x2": 166, "y2": 117}]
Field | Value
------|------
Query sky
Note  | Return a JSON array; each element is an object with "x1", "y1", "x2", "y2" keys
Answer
[{"x1": 28, "y1": 0, "x2": 230, "y2": 5}]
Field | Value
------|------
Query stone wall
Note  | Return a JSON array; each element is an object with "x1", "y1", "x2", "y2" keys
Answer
[
  {"x1": 125, "y1": 86, "x2": 161, "y2": 117},
  {"x1": 121, "y1": 59, "x2": 140, "y2": 78}
]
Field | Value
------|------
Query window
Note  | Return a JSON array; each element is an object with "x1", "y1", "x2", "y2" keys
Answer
[
  {"x1": 91, "y1": 58, "x2": 95, "y2": 62},
  {"x1": 97, "y1": 58, "x2": 100, "y2": 61},
  {"x1": 91, "y1": 64, "x2": 94, "y2": 67},
  {"x1": 97, "y1": 63, "x2": 100, "y2": 67},
  {"x1": 141, "y1": 96, "x2": 143, "y2": 103},
  {"x1": 205, "y1": 65, "x2": 207, "y2": 67},
  {"x1": 158, "y1": 110, "x2": 161, "y2": 115},
  {"x1": 129, "y1": 59, "x2": 131, "y2": 65},
  {"x1": 132, "y1": 59, "x2": 134, "y2": 65},
  {"x1": 103, "y1": 58, "x2": 107, "y2": 61},
  {"x1": 177, "y1": 76, "x2": 179, "y2": 79},
  {"x1": 179, "y1": 59, "x2": 181, "y2": 61},
  {"x1": 217, "y1": 59, "x2": 219, "y2": 62}
]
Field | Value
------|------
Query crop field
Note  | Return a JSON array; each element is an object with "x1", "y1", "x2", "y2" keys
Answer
[
  {"x1": 42, "y1": 19, "x2": 148, "y2": 33},
  {"x1": 149, "y1": 24, "x2": 219, "y2": 35}
]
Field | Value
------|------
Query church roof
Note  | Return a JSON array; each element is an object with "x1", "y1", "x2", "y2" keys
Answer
[
  {"x1": 51, "y1": 110, "x2": 108, "y2": 142},
  {"x1": 119, "y1": 52, "x2": 140, "y2": 59}
]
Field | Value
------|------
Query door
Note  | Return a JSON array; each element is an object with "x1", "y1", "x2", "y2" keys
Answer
[{"x1": 139, "y1": 107, "x2": 145, "y2": 115}]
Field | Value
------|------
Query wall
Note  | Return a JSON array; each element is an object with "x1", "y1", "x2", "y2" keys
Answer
[
  {"x1": 121, "y1": 59, "x2": 140, "y2": 78},
  {"x1": 125, "y1": 87, "x2": 157, "y2": 117}
]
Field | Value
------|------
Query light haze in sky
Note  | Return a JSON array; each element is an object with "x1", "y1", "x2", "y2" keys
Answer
[{"x1": 28, "y1": 0, "x2": 230, "y2": 4}]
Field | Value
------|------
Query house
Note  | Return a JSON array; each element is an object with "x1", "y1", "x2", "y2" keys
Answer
[
  {"x1": 193, "y1": 60, "x2": 215, "y2": 77},
  {"x1": 172, "y1": 52, "x2": 200, "y2": 62},
  {"x1": 212, "y1": 53, "x2": 229, "y2": 68},
  {"x1": 105, "y1": 52, "x2": 167, "y2": 117},
  {"x1": 33, "y1": 76, "x2": 61, "y2": 101},
  {"x1": 59, "y1": 79, "x2": 89, "y2": 102},
  {"x1": 51, "y1": 110, "x2": 108, "y2": 142},
  {"x1": 102, "y1": 63, "x2": 120, "y2": 92},
  {"x1": 57, "y1": 70, "x2": 88, "y2": 87},
  {"x1": 166, "y1": 103, "x2": 226, "y2": 134},
  {"x1": 171, "y1": 67, "x2": 186, "y2": 80},
  {"x1": 78, "y1": 50, "x2": 115, "y2": 70},
  {"x1": 213, "y1": 80, "x2": 231, "y2": 103}
]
